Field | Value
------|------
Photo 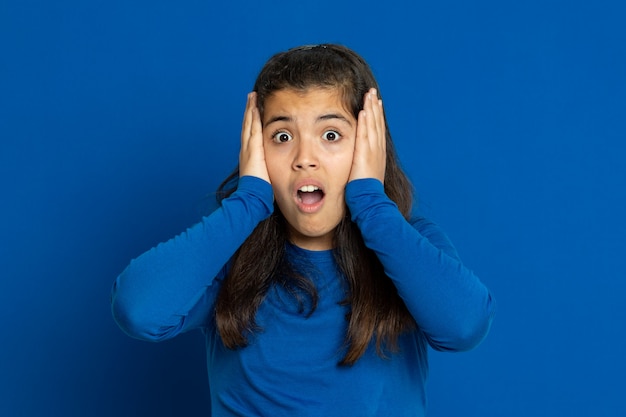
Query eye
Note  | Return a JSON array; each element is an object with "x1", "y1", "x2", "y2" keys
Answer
[
  {"x1": 272, "y1": 131, "x2": 293, "y2": 143},
  {"x1": 322, "y1": 130, "x2": 341, "y2": 141}
]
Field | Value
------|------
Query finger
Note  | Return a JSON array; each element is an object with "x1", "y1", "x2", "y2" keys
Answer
[
  {"x1": 241, "y1": 93, "x2": 251, "y2": 150},
  {"x1": 366, "y1": 89, "x2": 386, "y2": 152},
  {"x1": 367, "y1": 89, "x2": 386, "y2": 182},
  {"x1": 241, "y1": 92, "x2": 255, "y2": 150},
  {"x1": 366, "y1": 89, "x2": 379, "y2": 149},
  {"x1": 250, "y1": 102, "x2": 263, "y2": 148},
  {"x1": 355, "y1": 105, "x2": 367, "y2": 151},
  {"x1": 376, "y1": 97, "x2": 386, "y2": 154}
]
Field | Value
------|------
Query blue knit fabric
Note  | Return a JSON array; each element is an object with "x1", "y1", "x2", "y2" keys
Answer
[{"x1": 112, "y1": 176, "x2": 495, "y2": 416}]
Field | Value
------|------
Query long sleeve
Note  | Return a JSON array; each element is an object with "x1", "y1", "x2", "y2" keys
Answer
[
  {"x1": 346, "y1": 179, "x2": 495, "y2": 352},
  {"x1": 111, "y1": 176, "x2": 274, "y2": 341}
]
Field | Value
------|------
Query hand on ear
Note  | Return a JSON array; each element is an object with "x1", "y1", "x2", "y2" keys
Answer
[
  {"x1": 239, "y1": 92, "x2": 271, "y2": 184},
  {"x1": 349, "y1": 88, "x2": 386, "y2": 184}
]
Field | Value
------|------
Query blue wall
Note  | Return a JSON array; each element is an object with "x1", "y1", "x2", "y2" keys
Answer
[{"x1": 1, "y1": 0, "x2": 624, "y2": 415}]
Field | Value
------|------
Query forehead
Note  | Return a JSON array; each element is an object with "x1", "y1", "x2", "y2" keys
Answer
[{"x1": 262, "y1": 87, "x2": 353, "y2": 123}]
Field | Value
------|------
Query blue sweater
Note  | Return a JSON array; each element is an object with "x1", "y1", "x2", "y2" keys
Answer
[{"x1": 112, "y1": 176, "x2": 495, "y2": 416}]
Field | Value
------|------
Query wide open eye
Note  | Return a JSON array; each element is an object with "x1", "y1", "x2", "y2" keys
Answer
[
  {"x1": 272, "y1": 131, "x2": 293, "y2": 143},
  {"x1": 322, "y1": 130, "x2": 341, "y2": 141}
]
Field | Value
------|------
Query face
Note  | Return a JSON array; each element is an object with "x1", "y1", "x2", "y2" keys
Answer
[{"x1": 262, "y1": 87, "x2": 356, "y2": 251}]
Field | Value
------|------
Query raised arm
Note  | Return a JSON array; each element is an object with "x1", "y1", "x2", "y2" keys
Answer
[
  {"x1": 112, "y1": 92, "x2": 273, "y2": 341},
  {"x1": 347, "y1": 89, "x2": 494, "y2": 351},
  {"x1": 346, "y1": 180, "x2": 495, "y2": 351},
  {"x1": 111, "y1": 176, "x2": 273, "y2": 341}
]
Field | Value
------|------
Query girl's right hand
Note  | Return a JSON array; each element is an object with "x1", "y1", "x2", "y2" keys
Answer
[{"x1": 239, "y1": 92, "x2": 271, "y2": 183}]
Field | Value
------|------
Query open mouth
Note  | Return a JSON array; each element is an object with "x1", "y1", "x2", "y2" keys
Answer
[{"x1": 297, "y1": 185, "x2": 325, "y2": 205}]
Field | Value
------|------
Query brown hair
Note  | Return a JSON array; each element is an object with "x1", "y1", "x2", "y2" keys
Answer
[{"x1": 215, "y1": 44, "x2": 416, "y2": 365}]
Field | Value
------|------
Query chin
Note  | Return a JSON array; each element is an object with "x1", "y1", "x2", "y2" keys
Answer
[{"x1": 287, "y1": 224, "x2": 337, "y2": 250}]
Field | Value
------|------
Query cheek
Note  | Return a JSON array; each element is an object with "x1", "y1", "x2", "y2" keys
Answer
[
  {"x1": 329, "y1": 146, "x2": 354, "y2": 177},
  {"x1": 264, "y1": 149, "x2": 285, "y2": 180}
]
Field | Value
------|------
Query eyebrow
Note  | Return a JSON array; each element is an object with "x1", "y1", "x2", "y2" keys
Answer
[
  {"x1": 264, "y1": 115, "x2": 292, "y2": 128},
  {"x1": 264, "y1": 113, "x2": 352, "y2": 128},
  {"x1": 318, "y1": 113, "x2": 352, "y2": 126}
]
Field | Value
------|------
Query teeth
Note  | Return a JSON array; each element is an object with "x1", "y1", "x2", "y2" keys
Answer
[{"x1": 299, "y1": 185, "x2": 319, "y2": 192}]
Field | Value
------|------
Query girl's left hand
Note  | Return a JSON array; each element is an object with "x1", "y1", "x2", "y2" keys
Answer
[{"x1": 348, "y1": 88, "x2": 386, "y2": 184}]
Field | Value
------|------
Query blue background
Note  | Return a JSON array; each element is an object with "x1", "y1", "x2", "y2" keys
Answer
[{"x1": 1, "y1": 0, "x2": 624, "y2": 416}]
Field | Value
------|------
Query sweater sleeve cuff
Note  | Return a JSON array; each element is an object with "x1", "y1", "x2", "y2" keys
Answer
[
  {"x1": 233, "y1": 176, "x2": 274, "y2": 216},
  {"x1": 345, "y1": 178, "x2": 396, "y2": 223}
]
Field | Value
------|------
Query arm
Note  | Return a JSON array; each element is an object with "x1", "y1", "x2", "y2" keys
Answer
[
  {"x1": 111, "y1": 176, "x2": 273, "y2": 341},
  {"x1": 347, "y1": 89, "x2": 494, "y2": 351},
  {"x1": 112, "y1": 92, "x2": 273, "y2": 341},
  {"x1": 346, "y1": 179, "x2": 495, "y2": 351}
]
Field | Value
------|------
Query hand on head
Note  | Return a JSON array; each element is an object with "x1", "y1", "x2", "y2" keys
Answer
[
  {"x1": 239, "y1": 92, "x2": 271, "y2": 183},
  {"x1": 238, "y1": 88, "x2": 386, "y2": 187},
  {"x1": 348, "y1": 88, "x2": 387, "y2": 184}
]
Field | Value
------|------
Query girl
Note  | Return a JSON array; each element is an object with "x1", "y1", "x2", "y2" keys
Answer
[{"x1": 112, "y1": 44, "x2": 495, "y2": 416}]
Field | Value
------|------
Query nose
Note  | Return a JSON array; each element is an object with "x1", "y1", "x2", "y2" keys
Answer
[{"x1": 292, "y1": 138, "x2": 319, "y2": 170}]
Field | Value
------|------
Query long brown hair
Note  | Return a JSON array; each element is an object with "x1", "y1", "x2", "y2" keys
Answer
[{"x1": 215, "y1": 44, "x2": 416, "y2": 365}]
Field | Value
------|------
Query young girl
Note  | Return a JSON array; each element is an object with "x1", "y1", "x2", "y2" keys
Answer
[{"x1": 112, "y1": 44, "x2": 495, "y2": 416}]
